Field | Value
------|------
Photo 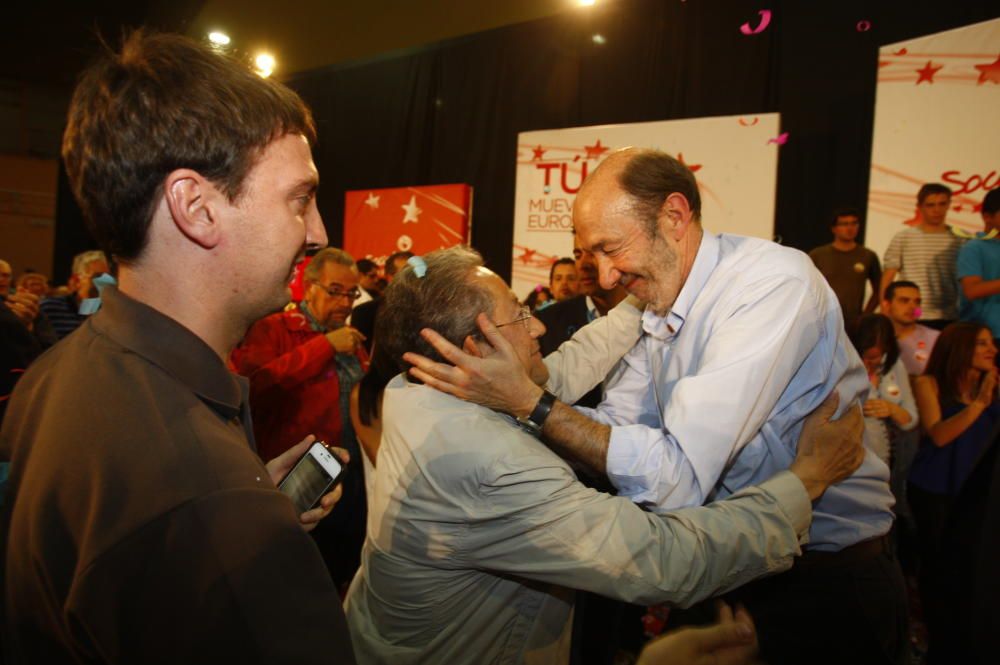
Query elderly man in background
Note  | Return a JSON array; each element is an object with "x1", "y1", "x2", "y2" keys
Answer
[{"x1": 38, "y1": 249, "x2": 109, "y2": 339}]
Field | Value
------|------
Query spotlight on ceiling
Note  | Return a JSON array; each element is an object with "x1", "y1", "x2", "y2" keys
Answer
[
  {"x1": 592, "y1": 34, "x2": 607, "y2": 45},
  {"x1": 578, "y1": 0, "x2": 597, "y2": 6},
  {"x1": 207, "y1": 31, "x2": 231, "y2": 46},
  {"x1": 254, "y1": 53, "x2": 276, "y2": 78}
]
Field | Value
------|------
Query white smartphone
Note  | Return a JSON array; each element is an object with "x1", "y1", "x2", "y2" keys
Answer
[{"x1": 277, "y1": 441, "x2": 345, "y2": 514}]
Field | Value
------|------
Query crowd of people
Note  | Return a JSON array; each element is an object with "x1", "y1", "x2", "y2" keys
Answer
[{"x1": 0, "y1": 29, "x2": 998, "y2": 665}]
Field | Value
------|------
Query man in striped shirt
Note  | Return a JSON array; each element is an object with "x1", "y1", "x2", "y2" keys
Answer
[
  {"x1": 39, "y1": 250, "x2": 108, "y2": 340},
  {"x1": 880, "y1": 183, "x2": 965, "y2": 330}
]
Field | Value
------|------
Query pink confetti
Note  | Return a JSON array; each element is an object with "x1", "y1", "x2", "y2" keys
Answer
[
  {"x1": 913, "y1": 307, "x2": 922, "y2": 319},
  {"x1": 740, "y1": 10, "x2": 772, "y2": 35},
  {"x1": 766, "y1": 132, "x2": 789, "y2": 146},
  {"x1": 856, "y1": 20, "x2": 872, "y2": 32}
]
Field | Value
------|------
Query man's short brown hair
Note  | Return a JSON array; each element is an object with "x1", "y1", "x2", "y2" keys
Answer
[{"x1": 62, "y1": 30, "x2": 316, "y2": 263}]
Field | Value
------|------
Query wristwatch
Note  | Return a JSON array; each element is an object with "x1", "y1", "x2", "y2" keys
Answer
[{"x1": 517, "y1": 389, "x2": 556, "y2": 434}]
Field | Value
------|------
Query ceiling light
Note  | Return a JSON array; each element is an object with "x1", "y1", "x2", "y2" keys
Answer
[
  {"x1": 207, "y1": 31, "x2": 230, "y2": 46},
  {"x1": 254, "y1": 53, "x2": 276, "y2": 78},
  {"x1": 592, "y1": 34, "x2": 606, "y2": 45},
  {"x1": 578, "y1": 0, "x2": 597, "y2": 6}
]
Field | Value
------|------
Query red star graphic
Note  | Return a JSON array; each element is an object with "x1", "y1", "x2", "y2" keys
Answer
[
  {"x1": 915, "y1": 61, "x2": 943, "y2": 84},
  {"x1": 519, "y1": 248, "x2": 537, "y2": 264},
  {"x1": 532, "y1": 145, "x2": 546, "y2": 160},
  {"x1": 953, "y1": 204, "x2": 964, "y2": 212},
  {"x1": 973, "y1": 203, "x2": 984, "y2": 213},
  {"x1": 584, "y1": 139, "x2": 610, "y2": 160},
  {"x1": 676, "y1": 153, "x2": 702, "y2": 173},
  {"x1": 878, "y1": 60, "x2": 891, "y2": 69},
  {"x1": 973, "y1": 55, "x2": 1000, "y2": 85}
]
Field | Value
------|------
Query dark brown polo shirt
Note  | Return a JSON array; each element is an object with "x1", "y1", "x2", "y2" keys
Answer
[{"x1": 1, "y1": 286, "x2": 355, "y2": 664}]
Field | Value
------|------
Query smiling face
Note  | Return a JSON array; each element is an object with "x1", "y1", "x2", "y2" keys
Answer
[
  {"x1": 573, "y1": 181, "x2": 682, "y2": 316},
  {"x1": 475, "y1": 269, "x2": 549, "y2": 386},
  {"x1": 972, "y1": 328, "x2": 998, "y2": 372},
  {"x1": 861, "y1": 345, "x2": 885, "y2": 378}
]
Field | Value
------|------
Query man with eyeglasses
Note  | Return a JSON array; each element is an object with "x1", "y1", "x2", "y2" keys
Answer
[
  {"x1": 232, "y1": 247, "x2": 370, "y2": 590},
  {"x1": 345, "y1": 246, "x2": 865, "y2": 665},
  {"x1": 809, "y1": 206, "x2": 881, "y2": 326}
]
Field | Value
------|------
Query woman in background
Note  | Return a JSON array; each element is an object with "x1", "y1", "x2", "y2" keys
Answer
[
  {"x1": 523, "y1": 285, "x2": 553, "y2": 312},
  {"x1": 848, "y1": 314, "x2": 917, "y2": 466},
  {"x1": 907, "y1": 322, "x2": 998, "y2": 663}
]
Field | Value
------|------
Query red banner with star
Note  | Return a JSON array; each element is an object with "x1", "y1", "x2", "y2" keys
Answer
[{"x1": 343, "y1": 184, "x2": 472, "y2": 266}]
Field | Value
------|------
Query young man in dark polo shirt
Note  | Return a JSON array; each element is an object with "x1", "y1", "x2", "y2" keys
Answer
[
  {"x1": 0, "y1": 32, "x2": 356, "y2": 664},
  {"x1": 809, "y1": 206, "x2": 882, "y2": 327}
]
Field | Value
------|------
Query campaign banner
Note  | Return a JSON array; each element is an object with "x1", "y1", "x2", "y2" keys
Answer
[
  {"x1": 866, "y1": 18, "x2": 1000, "y2": 259},
  {"x1": 343, "y1": 184, "x2": 472, "y2": 266},
  {"x1": 511, "y1": 114, "x2": 781, "y2": 299}
]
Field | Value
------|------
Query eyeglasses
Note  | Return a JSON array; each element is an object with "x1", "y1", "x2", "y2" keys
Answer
[
  {"x1": 496, "y1": 305, "x2": 533, "y2": 330},
  {"x1": 313, "y1": 282, "x2": 361, "y2": 301}
]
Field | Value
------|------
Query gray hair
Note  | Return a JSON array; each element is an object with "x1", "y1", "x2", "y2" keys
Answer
[
  {"x1": 377, "y1": 246, "x2": 496, "y2": 374},
  {"x1": 304, "y1": 247, "x2": 356, "y2": 281},
  {"x1": 71, "y1": 250, "x2": 108, "y2": 277},
  {"x1": 617, "y1": 149, "x2": 702, "y2": 234}
]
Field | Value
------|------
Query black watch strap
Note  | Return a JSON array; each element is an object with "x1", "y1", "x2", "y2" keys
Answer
[{"x1": 518, "y1": 389, "x2": 556, "y2": 433}]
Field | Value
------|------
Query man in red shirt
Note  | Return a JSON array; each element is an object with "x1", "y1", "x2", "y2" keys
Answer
[
  {"x1": 232, "y1": 247, "x2": 369, "y2": 589},
  {"x1": 232, "y1": 247, "x2": 368, "y2": 461}
]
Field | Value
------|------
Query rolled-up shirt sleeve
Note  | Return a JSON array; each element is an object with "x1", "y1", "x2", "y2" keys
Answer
[{"x1": 543, "y1": 296, "x2": 643, "y2": 404}]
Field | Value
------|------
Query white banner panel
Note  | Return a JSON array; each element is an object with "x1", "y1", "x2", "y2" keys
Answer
[
  {"x1": 511, "y1": 114, "x2": 780, "y2": 299},
  {"x1": 867, "y1": 18, "x2": 1000, "y2": 260}
]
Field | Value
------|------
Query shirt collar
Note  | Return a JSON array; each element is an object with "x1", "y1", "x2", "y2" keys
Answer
[
  {"x1": 641, "y1": 230, "x2": 720, "y2": 340},
  {"x1": 91, "y1": 286, "x2": 245, "y2": 419},
  {"x1": 297, "y1": 300, "x2": 327, "y2": 332}
]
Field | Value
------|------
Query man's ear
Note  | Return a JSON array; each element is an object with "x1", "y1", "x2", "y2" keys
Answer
[
  {"x1": 163, "y1": 169, "x2": 224, "y2": 249},
  {"x1": 657, "y1": 193, "x2": 695, "y2": 241}
]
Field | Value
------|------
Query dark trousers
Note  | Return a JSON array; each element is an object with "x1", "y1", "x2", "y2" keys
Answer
[
  {"x1": 671, "y1": 536, "x2": 908, "y2": 665},
  {"x1": 907, "y1": 483, "x2": 953, "y2": 664}
]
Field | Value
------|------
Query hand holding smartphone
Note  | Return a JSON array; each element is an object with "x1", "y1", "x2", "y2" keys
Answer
[{"x1": 277, "y1": 441, "x2": 346, "y2": 514}]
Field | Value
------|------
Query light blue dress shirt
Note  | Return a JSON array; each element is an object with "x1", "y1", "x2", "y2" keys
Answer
[{"x1": 578, "y1": 231, "x2": 895, "y2": 551}]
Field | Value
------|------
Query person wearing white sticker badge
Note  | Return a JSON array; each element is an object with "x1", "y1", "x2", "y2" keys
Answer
[{"x1": 848, "y1": 314, "x2": 918, "y2": 466}]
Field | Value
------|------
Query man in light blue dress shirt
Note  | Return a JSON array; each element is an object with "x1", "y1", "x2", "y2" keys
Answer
[{"x1": 409, "y1": 149, "x2": 907, "y2": 665}]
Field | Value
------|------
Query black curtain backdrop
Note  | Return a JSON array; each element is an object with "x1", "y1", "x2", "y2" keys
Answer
[{"x1": 54, "y1": 0, "x2": 998, "y2": 283}]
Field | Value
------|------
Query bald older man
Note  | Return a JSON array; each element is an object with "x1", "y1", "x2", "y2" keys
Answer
[{"x1": 408, "y1": 149, "x2": 907, "y2": 665}]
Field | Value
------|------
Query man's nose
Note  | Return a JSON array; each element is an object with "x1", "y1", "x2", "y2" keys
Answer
[
  {"x1": 595, "y1": 254, "x2": 620, "y2": 290},
  {"x1": 530, "y1": 315, "x2": 546, "y2": 338},
  {"x1": 305, "y1": 204, "x2": 328, "y2": 250}
]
